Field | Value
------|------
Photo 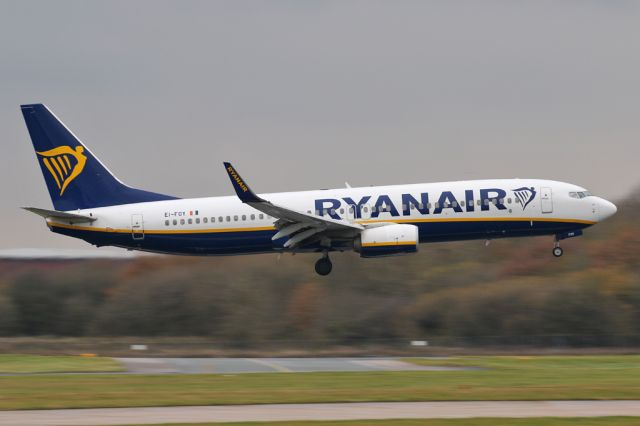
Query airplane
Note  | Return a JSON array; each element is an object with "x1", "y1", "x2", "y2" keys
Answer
[{"x1": 21, "y1": 103, "x2": 617, "y2": 275}]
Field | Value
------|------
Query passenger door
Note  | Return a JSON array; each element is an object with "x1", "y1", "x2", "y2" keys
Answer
[
  {"x1": 131, "y1": 214, "x2": 144, "y2": 240},
  {"x1": 540, "y1": 187, "x2": 553, "y2": 213}
]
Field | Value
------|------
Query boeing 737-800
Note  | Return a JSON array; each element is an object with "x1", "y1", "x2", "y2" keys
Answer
[{"x1": 21, "y1": 104, "x2": 617, "y2": 275}]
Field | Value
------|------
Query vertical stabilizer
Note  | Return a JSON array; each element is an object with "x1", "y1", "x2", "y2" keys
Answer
[{"x1": 21, "y1": 104, "x2": 178, "y2": 210}]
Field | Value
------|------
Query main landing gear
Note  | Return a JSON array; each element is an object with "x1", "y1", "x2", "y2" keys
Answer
[{"x1": 315, "y1": 252, "x2": 332, "y2": 276}]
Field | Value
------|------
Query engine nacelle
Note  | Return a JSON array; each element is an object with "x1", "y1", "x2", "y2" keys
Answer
[{"x1": 354, "y1": 224, "x2": 419, "y2": 258}]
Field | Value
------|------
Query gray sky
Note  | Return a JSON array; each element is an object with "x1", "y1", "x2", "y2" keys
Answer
[{"x1": 1, "y1": 1, "x2": 639, "y2": 250}]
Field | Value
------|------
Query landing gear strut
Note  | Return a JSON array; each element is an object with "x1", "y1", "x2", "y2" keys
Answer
[
  {"x1": 552, "y1": 242, "x2": 563, "y2": 258},
  {"x1": 315, "y1": 253, "x2": 332, "y2": 276}
]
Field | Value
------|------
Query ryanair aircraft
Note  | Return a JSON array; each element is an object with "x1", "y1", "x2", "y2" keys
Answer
[{"x1": 21, "y1": 104, "x2": 617, "y2": 275}]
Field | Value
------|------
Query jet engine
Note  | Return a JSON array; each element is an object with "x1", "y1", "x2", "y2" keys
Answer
[{"x1": 354, "y1": 224, "x2": 419, "y2": 258}]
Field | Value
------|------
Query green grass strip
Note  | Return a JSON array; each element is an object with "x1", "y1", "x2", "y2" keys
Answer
[
  {"x1": 0, "y1": 354, "x2": 124, "y2": 374},
  {"x1": 2, "y1": 355, "x2": 640, "y2": 410}
]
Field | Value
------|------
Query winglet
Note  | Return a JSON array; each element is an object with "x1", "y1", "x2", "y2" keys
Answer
[{"x1": 223, "y1": 162, "x2": 263, "y2": 203}]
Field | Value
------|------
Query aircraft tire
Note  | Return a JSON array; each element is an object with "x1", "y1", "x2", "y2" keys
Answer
[
  {"x1": 315, "y1": 257, "x2": 332, "y2": 276},
  {"x1": 552, "y1": 246, "x2": 564, "y2": 257}
]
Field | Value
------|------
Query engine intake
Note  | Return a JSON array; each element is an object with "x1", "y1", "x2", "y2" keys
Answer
[{"x1": 355, "y1": 224, "x2": 419, "y2": 258}]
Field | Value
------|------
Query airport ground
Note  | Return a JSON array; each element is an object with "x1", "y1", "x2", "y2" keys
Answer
[
  {"x1": 2, "y1": 354, "x2": 640, "y2": 425},
  {"x1": 117, "y1": 420, "x2": 640, "y2": 426},
  {"x1": 3, "y1": 355, "x2": 640, "y2": 410}
]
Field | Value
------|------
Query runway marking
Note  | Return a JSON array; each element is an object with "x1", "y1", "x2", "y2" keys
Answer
[
  {"x1": 243, "y1": 358, "x2": 293, "y2": 373},
  {"x1": 2, "y1": 401, "x2": 640, "y2": 425}
]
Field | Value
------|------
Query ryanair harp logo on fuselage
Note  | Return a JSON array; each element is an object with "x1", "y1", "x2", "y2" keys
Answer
[
  {"x1": 37, "y1": 146, "x2": 87, "y2": 196},
  {"x1": 513, "y1": 186, "x2": 536, "y2": 210}
]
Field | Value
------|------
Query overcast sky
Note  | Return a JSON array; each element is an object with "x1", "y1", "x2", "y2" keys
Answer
[{"x1": 1, "y1": 1, "x2": 639, "y2": 251}]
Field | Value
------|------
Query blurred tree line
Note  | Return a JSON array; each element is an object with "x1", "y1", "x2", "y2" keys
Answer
[{"x1": 0, "y1": 189, "x2": 638, "y2": 347}]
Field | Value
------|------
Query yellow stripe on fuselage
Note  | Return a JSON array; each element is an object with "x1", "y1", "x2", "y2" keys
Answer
[
  {"x1": 361, "y1": 241, "x2": 417, "y2": 247},
  {"x1": 48, "y1": 221, "x2": 276, "y2": 234},
  {"x1": 355, "y1": 217, "x2": 596, "y2": 226}
]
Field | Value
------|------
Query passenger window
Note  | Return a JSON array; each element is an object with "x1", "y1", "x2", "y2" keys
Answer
[
  {"x1": 196, "y1": 218, "x2": 200, "y2": 224},
  {"x1": 259, "y1": 214, "x2": 264, "y2": 219},
  {"x1": 340, "y1": 208, "x2": 344, "y2": 214},
  {"x1": 498, "y1": 198, "x2": 504, "y2": 204},
  {"x1": 165, "y1": 220, "x2": 169, "y2": 226},
  {"x1": 180, "y1": 219, "x2": 185, "y2": 225},
  {"x1": 242, "y1": 215, "x2": 246, "y2": 221},
  {"x1": 219, "y1": 216, "x2": 223, "y2": 222},
  {"x1": 427, "y1": 203, "x2": 432, "y2": 209},
  {"x1": 330, "y1": 209, "x2": 336, "y2": 215},
  {"x1": 452, "y1": 201, "x2": 458, "y2": 208},
  {"x1": 434, "y1": 202, "x2": 439, "y2": 209},
  {"x1": 203, "y1": 217, "x2": 208, "y2": 223},
  {"x1": 363, "y1": 207, "x2": 368, "y2": 213},
  {"x1": 460, "y1": 201, "x2": 465, "y2": 207},
  {"x1": 477, "y1": 200, "x2": 481, "y2": 206},
  {"x1": 226, "y1": 216, "x2": 230, "y2": 222},
  {"x1": 484, "y1": 199, "x2": 489, "y2": 206},
  {"x1": 173, "y1": 219, "x2": 177, "y2": 225},
  {"x1": 234, "y1": 215, "x2": 238, "y2": 221},
  {"x1": 492, "y1": 199, "x2": 497, "y2": 205},
  {"x1": 188, "y1": 218, "x2": 193, "y2": 224},
  {"x1": 251, "y1": 214, "x2": 255, "y2": 220},
  {"x1": 507, "y1": 198, "x2": 512, "y2": 204}
]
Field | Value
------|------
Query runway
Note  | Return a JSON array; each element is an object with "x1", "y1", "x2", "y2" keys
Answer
[
  {"x1": 115, "y1": 357, "x2": 472, "y2": 374},
  {"x1": 3, "y1": 401, "x2": 640, "y2": 425}
]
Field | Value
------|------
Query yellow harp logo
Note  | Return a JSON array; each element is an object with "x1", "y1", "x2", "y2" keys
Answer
[{"x1": 37, "y1": 146, "x2": 87, "y2": 196}]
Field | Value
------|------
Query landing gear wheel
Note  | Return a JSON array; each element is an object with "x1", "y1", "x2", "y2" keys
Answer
[
  {"x1": 552, "y1": 246, "x2": 563, "y2": 257},
  {"x1": 315, "y1": 257, "x2": 332, "y2": 276}
]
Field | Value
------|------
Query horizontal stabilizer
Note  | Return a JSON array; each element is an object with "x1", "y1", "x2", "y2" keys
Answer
[{"x1": 22, "y1": 207, "x2": 96, "y2": 223}]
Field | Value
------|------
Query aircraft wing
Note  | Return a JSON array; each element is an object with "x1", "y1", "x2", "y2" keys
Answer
[
  {"x1": 22, "y1": 207, "x2": 97, "y2": 223},
  {"x1": 223, "y1": 162, "x2": 362, "y2": 248}
]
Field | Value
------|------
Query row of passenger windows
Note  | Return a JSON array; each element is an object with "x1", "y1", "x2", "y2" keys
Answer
[{"x1": 165, "y1": 213, "x2": 270, "y2": 226}]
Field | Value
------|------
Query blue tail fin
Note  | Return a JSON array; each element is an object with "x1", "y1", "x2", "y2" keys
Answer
[{"x1": 21, "y1": 104, "x2": 178, "y2": 211}]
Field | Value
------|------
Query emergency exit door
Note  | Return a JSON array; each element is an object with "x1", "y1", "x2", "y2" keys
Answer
[{"x1": 540, "y1": 187, "x2": 553, "y2": 213}]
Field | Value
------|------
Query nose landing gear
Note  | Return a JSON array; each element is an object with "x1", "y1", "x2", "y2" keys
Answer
[
  {"x1": 552, "y1": 244, "x2": 564, "y2": 257},
  {"x1": 315, "y1": 252, "x2": 332, "y2": 276}
]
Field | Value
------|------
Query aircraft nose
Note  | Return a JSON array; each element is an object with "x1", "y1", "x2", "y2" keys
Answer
[{"x1": 597, "y1": 198, "x2": 617, "y2": 222}]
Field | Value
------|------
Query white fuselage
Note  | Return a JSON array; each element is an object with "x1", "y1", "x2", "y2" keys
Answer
[{"x1": 46, "y1": 178, "x2": 616, "y2": 256}]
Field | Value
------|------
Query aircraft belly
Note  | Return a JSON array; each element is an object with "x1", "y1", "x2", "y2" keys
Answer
[{"x1": 50, "y1": 218, "x2": 592, "y2": 255}]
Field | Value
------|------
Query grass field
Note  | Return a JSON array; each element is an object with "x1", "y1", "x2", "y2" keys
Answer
[
  {"x1": 405, "y1": 355, "x2": 640, "y2": 370},
  {"x1": 0, "y1": 354, "x2": 124, "y2": 374},
  {"x1": 121, "y1": 419, "x2": 640, "y2": 426},
  {"x1": 2, "y1": 355, "x2": 640, "y2": 410}
]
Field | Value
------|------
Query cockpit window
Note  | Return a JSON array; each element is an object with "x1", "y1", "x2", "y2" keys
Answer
[{"x1": 569, "y1": 191, "x2": 592, "y2": 199}]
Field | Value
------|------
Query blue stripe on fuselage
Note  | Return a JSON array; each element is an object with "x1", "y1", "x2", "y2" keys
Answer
[{"x1": 49, "y1": 219, "x2": 592, "y2": 256}]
